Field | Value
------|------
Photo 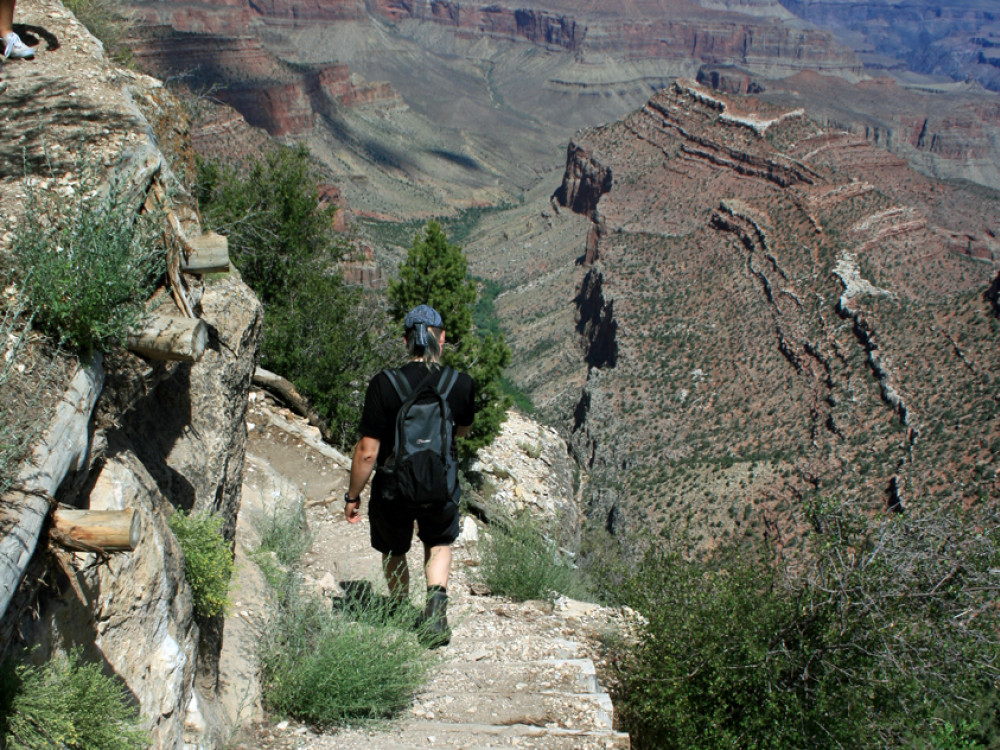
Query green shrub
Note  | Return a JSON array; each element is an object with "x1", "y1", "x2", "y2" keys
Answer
[
  {"x1": 197, "y1": 148, "x2": 397, "y2": 446},
  {"x1": 262, "y1": 274, "x2": 398, "y2": 446},
  {"x1": 259, "y1": 584, "x2": 430, "y2": 726},
  {"x1": 168, "y1": 510, "x2": 234, "y2": 618},
  {"x1": 197, "y1": 146, "x2": 339, "y2": 307},
  {"x1": 0, "y1": 280, "x2": 38, "y2": 497},
  {"x1": 0, "y1": 648, "x2": 148, "y2": 750},
  {"x1": 611, "y1": 545, "x2": 837, "y2": 749},
  {"x1": 605, "y1": 502, "x2": 1000, "y2": 749},
  {"x1": 257, "y1": 498, "x2": 310, "y2": 567},
  {"x1": 253, "y1": 498, "x2": 311, "y2": 590},
  {"x1": 478, "y1": 511, "x2": 584, "y2": 602},
  {"x1": 12, "y1": 174, "x2": 163, "y2": 351}
]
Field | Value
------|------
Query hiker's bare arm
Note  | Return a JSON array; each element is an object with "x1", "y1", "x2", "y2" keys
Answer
[
  {"x1": 456, "y1": 424, "x2": 472, "y2": 438},
  {"x1": 346, "y1": 436, "x2": 379, "y2": 523}
]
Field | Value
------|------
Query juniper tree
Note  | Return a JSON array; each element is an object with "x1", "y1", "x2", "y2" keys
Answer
[{"x1": 197, "y1": 145, "x2": 396, "y2": 446}]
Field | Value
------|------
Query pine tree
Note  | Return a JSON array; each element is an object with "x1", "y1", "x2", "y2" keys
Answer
[
  {"x1": 388, "y1": 221, "x2": 476, "y2": 342},
  {"x1": 388, "y1": 221, "x2": 511, "y2": 460}
]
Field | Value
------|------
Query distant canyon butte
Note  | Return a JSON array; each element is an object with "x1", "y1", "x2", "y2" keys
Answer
[{"x1": 127, "y1": 0, "x2": 1000, "y2": 544}]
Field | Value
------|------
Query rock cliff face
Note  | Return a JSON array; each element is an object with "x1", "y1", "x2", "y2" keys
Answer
[
  {"x1": 0, "y1": 1, "x2": 264, "y2": 746},
  {"x1": 697, "y1": 64, "x2": 765, "y2": 95},
  {"x1": 777, "y1": 0, "x2": 1000, "y2": 92},
  {"x1": 988, "y1": 270, "x2": 1000, "y2": 317},
  {"x1": 371, "y1": 0, "x2": 581, "y2": 49},
  {"x1": 122, "y1": 0, "x2": 873, "y2": 223},
  {"x1": 552, "y1": 81, "x2": 1000, "y2": 547},
  {"x1": 364, "y1": 0, "x2": 859, "y2": 74},
  {"x1": 692, "y1": 66, "x2": 1000, "y2": 199},
  {"x1": 554, "y1": 143, "x2": 614, "y2": 219},
  {"x1": 26, "y1": 276, "x2": 263, "y2": 749},
  {"x1": 469, "y1": 410, "x2": 582, "y2": 548},
  {"x1": 130, "y1": 26, "x2": 404, "y2": 137}
]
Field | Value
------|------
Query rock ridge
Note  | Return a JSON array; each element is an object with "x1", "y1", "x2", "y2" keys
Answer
[{"x1": 544, "y1": 79, "x2": 1000, "y2": 545}]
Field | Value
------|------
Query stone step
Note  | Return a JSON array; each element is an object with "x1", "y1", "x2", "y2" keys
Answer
[
  {"x1": 409, "y1": 686, "x2": 613, "y2": 732},
  {"x1": 428, "y1": 658, "x2": 603, "y2": 695},
  {"x1": 343, "y1": 721, "x2": 631, "y2": 749},
  {"x1": 446, "y1": 634, "x2": 587, "y2": 663}
]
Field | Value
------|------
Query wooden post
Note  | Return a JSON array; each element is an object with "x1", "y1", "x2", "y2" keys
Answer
[
  {"x1": 181, "y1": 232, "x2": 231, "y2": 274},
  {"x1": 0, "y1": 356, "x2": 104, "y2": 623},
  {"x1": 50, "y1": 510, "x2": 140, "y2": 552},
  {"x1": 127, "y1": 315, "x2": 208, "y2": 362},
  {"x1": 253, "y1": 367, "x2": 334, "y2": 443}
]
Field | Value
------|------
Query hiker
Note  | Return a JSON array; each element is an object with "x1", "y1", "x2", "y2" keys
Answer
[
  {"x1": 345, "y1": 304, "x2": 476, "y2": 646},
  {"x1": 1, "y1": 0, "x2": 34, "y2": 59}
]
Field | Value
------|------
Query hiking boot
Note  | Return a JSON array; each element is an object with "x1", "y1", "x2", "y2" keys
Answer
[
  {"x1": 416, "y1": 588, "x2": 451, "y2": 648},
  {"x1": 3, "y1": 33, "x2": 35, "y2": 60}
]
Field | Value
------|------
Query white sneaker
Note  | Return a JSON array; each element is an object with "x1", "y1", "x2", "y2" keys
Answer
[{"x1": 3, "y1": 32, "x2": 35, "y2": 60}]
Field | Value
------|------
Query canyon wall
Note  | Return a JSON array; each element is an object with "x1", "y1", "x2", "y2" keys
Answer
[
  {"x1": 130, "y1": 26, "x2": 404, "y2": 137},
  {"x1": 777, "y1": 0, "x2": 1000, "y2": 92},
  {"x1": 0, "y1": 2, "x2": 264, "y2": 746},
  {"x1": 550, "y1": 81, "x2": 1000, "y2": 547}
]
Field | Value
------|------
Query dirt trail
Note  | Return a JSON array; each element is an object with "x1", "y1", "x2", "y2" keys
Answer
[{"x1": 225, "y1": 392, "x2": 630, "y2": 749}]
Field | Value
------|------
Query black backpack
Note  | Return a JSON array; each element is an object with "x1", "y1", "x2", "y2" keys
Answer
[{"x1": 380, "y1": 366, "x2": 461, "y2": 509}]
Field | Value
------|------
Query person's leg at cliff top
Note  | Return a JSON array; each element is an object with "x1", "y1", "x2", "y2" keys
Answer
[{"x1": 1, "y1": 0, "x2": 34, "y2": 59}]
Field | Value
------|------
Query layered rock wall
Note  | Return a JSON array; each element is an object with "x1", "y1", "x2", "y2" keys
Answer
[
  {"x1": 369, "y1": 0, "x2": 581, "y2": 49},
  {"x1": 0, "y1": 2, "x2": 265, "y2": 746},
  {"x1": 28, "y1": 274, "x2": 262, "y2": 749},
  {"x1": 555, "y1": 143, "x2": 613, "y2": 218},
  {"x1": 132, "y1": 27, "x2": 403, "y2": 136}
]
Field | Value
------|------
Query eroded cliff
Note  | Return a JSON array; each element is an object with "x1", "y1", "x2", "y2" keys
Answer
[
  {"x1": 550, "y1": 81, "x2": 1000, "y2": 548},
  {"x1": 0, "y1": 1, "x2": 264, "y2": 746}
]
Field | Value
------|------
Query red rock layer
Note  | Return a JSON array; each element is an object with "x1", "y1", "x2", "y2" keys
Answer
[
  {"x1": 366, "y1": 0, "x2": 858, "y2": 73},
  {"x1": 130, "y1": 26, "x2": 403, "y2": 136},
  {"x1": 371, "y1": 0, "x2": 580, "y2": 49}
]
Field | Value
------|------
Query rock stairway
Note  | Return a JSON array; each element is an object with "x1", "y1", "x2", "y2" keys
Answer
[
  {"x1": 253, "y1": 585, "x2": 629, "y2": 749},
  {"x1": 240, "y1": 396, "x2": 630, "y2": 750}
]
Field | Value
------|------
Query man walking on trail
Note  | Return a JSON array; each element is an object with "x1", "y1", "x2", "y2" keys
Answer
[{"x1": 344, "y1": 304, "x2": 476, "y2": 647}]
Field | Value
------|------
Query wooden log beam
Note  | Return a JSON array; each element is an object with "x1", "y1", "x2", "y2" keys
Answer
[
  {"x1": 51, "y1": 509, "x2": 140, "y2": 552},
  {"x1": 0, "y1": 355, "x2": 104, "y2": 622},
  {"x1": 181, "y1": 232, "x2": 231, "y2": 274},
  {"x1": 253, "y1": 367, "x2": 334, "y2": 444},
  {"x1": 127, "y1": 315, "x2": 208, "y2": 362}
]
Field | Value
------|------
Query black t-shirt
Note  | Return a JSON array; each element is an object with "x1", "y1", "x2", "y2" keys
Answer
[{"x1": 358, "y1": 362, "x2": 476, "y2": 466}]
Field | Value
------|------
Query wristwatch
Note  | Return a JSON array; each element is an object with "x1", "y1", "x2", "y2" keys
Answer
[{"x1": 344, "y1": 492, "x2": 360, "y2": 505}]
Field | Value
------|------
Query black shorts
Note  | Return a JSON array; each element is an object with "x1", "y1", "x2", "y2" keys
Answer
[{"x1": 368, "y1": 472, "x2": 460, "y2": 556}]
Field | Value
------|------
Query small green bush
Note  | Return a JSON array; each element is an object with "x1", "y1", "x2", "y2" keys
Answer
[
  {"x1": 253, "y1": 499, "x2": 311, "y2": 590},
  {"x1": 0, "y1": 648, "x2": 148, "y2": 750},
  {"x1": 168, "y1": 510, "x2": 234, "y2": 618},
  {"x1": 0, "y1": 280, "x2": 38, "y2": 497},
  {"x1": 12, "y1": 174, "x2": 163, "y2": 351},
  {"x1": 478, "y1": 511, "x2": 584, "y2": 602},
  {"x1": 259, "y1": 584, "x2": 430, "y2": 726},
  {"x1": 604, "y1": 503, "x2": 1000, "y2": 749},
  {"x1": 257, "y1": 499, "x2": 311, "y2": 566}
]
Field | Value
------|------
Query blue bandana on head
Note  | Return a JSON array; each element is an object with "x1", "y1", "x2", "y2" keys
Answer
[{"x1": 404, "y1": 304, "x2": 444, "y2": 348}]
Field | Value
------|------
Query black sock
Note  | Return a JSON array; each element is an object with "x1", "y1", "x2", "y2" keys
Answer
[{"x1": 427, "y1": 584, "x2": 447, "y2": 597}]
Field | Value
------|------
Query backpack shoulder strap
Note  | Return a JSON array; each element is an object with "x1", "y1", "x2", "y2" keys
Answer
[
  {"x1": 383, "y1": 369, "x2": 411, "y2": 402},
  {"x1": 435, "y1": 366, "x2": 460, "y2": 401}
]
